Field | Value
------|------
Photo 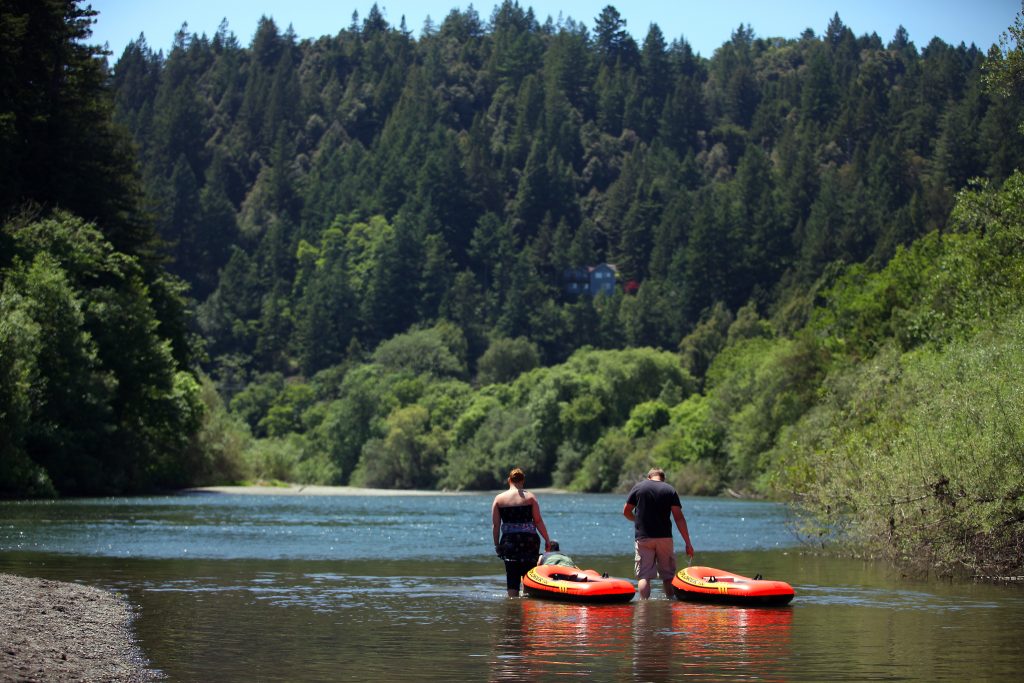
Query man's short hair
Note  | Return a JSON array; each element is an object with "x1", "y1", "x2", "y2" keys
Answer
[{"x1": 647, "y1": 468, "x2": 666, "y2": 481}]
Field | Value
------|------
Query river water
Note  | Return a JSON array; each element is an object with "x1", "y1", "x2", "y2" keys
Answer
[{"x1": 1, "y1": 492, "x2": 1021, "y2": 681}]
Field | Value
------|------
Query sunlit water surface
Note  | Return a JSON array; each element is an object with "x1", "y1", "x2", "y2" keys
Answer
[{"x1": 1, "y1": 492, "x2": 1021, "y2": 681}]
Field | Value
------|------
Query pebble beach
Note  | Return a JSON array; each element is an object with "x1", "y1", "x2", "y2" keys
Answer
[{"x1": 0, "y1": 573, "x2": 157, "y2": 682}]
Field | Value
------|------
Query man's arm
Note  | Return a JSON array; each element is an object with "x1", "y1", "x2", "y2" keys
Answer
[
  {"x1": 672, "y1": 506, "x2": 694, "y2": 557},
  {"x1": 623, "y1": 501, "x2": 636, "y2": 521}
]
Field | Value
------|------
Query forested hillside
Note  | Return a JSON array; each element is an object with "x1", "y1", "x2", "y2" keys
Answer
[
  {"x1": 111, "y1": 2, "x2": 1022, "y2": 376},
  {"x1": 2, "y1": 1, "x2": 1022, "y2": 573}
]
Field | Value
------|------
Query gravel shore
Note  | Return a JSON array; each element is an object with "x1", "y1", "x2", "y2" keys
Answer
[{"x1": 0, "y1": 573, "x2": 158, "y2": 682}]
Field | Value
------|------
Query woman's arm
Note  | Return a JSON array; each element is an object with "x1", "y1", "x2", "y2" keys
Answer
[
  {"x1": 532, "y1": 497, "x2": 551, "y2": 547},
  {"x1": 491, "y1": 498, "x2": 501, "y2": 546}
]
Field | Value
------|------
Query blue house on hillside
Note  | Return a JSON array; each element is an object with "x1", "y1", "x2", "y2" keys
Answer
[{"x1": 564, "y1": 263, "x2": 618, "y2": 297}]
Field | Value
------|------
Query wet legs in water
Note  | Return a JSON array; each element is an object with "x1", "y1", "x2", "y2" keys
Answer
[
  {"x1": 505, "y1": 559, "x2": 533, "y2": 598},
  {"x1": 637, "y1": 577, "x2": 674, "y2": 600}
]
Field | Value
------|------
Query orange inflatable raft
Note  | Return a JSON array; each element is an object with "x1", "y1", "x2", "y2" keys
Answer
[
  {"x1": 672, "y1": 565, "x2": 795, "y2": 606},
  {"x1": 523, "y1": 565, "x2": 636, "y2": 603}
]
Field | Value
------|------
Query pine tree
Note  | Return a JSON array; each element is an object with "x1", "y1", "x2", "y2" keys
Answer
[
  {"x1": 0, "y1": 0, "x2": 152, "y2": 254},
  {"x1": 295, "y1": 236, "x2": 356, "y2": 375},
  {"x1": 593, "y1": 6, "x2": 637, "y2": 69}
]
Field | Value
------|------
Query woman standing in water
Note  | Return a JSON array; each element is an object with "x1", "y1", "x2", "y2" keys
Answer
[{"x1": 492, "y1": 468, "x2": 552, "y2": 598}]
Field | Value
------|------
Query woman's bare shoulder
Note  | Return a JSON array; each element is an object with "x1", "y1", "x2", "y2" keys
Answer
[{"x1": 493, "y1": 490, "x2": 517, "y2": 505}]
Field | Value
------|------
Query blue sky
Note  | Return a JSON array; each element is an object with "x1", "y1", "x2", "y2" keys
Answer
[{"x1": 88, "y1": 1, "x2": 1021, "y2": 59}]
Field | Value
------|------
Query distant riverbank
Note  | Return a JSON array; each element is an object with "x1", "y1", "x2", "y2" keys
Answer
[
  {"x1": 183, "y1": 484, "x2": 570, "y2": 496},
  {"x1": 0, "y1": 573, "x2": 157, "y2": 682}
]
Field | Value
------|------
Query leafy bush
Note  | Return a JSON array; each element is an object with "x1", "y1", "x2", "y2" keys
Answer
[
  {"x1": 623, "y1": 400, "x2": 671, "y2": 438},
  {"x1": 571, "y1": 431, "x2": 634, "y2": 492},
  {"x1": 243, "y1": 435, "x2": 306, "y2": 484},
  {"x1": 647, "y1": 394, "x2": 726, "y2": 472},
  {"x1": 187, "y1": 375, "x2": 253, "y2": 485},
  {"x1": 350, "y1": 405, "x2": 447, "y2": 489},
  {"x1": 773, "y1": 173, "x2": 1024, "y2": 573},
  {"x1": 704, "y1": 335, "x2": 823, "y2": 486},
  {"x1": 260, "y1": 382, "x2": 317, "y2": 437},
  {"x1": 371, "y1": 323, "x2": 468, "y2": 379},
  {"x1": 670, "y1": 460, "x2": 723, "y2": 497},
  {"x1": 475, "y1": 336, "x2": 541, "y2": 385},
  {"x1": 229, "y1": 372, "x2": 285, "y2": 437},
  {"x1": 440, "y1": 407, "x2": 544, "y2": 490},
  {"x1": 777, "y1": 315, "x2": 1024, "y2": 574},
  {"x1": 1, "y1": 212, "x2": 202, "y2": 495}
]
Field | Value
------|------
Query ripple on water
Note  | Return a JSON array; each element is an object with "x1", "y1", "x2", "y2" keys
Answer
[{"x1": 795, "y1": 583, "x2": 1002, "y2": 612}]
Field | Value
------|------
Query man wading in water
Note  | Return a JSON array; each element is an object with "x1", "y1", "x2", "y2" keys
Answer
[{"x1": 623, "y1": 468, "x2": 695, "y2": 599}]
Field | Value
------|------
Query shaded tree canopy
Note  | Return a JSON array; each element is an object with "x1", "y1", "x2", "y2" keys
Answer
[{"x1": 1, "y1": 0, "x2": 201, "y2": 497}]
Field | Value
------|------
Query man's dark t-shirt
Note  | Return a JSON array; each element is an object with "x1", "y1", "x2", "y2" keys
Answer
[{"x1": 626, "y1": 479, "x2": 682, "y2": 539}]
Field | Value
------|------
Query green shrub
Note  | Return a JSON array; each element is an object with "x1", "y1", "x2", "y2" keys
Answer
[
  {"x1": 777, "y1": 314, "x2": 1024, "y2": 574},
  {"x1": 439, "y1": 407, "x2": 543, "y2": 490},
  {"x1": 670, "y1": 460, "x2": 723, "y2": 497},
  {"x1": 571, "y1": 431, "x2": 634, "y2": 492},
  {"x1": 476, "y1": 336, "x2": 541, "y2": 385},
  {"x1": 350, "y1": 404, "x2": 447, "y2": 489},
  {"x1": 187, "y1": 375, "x2": 253, "y2": 485},
  {"x1": 623, "y1": 401, "x2": 671, "y2": 438},
  {"x1": 244, "y1": 435, "x2": 306, "y2": 483}
]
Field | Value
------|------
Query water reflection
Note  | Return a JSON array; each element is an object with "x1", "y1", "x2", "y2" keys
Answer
[
  {"x1": 661, "y1": 602, "x2": 793, "y2": 680},
  {"x1": 492, "y1": 599, "x2": 634, "y2": 680},
  {"x1": 489, "y1": 597, "x2": 793, "y2": 681}
]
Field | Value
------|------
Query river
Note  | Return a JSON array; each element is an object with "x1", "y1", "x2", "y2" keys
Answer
[{"x1": 1, "y1": 491, "x2": 1021, "y2": 681}]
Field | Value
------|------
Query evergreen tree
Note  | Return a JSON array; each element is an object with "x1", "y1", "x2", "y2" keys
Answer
[
  {"x1": 0, "y1": 0, "x2": 151, "y2": 254},
  {"x1": 593, "y1": 6, "x2": 637, "y2": 69},
  {"x1": 359, "y1": 212, "x2": 422, "y2": 345},
  {"x1": 418, "y1": 233, "x2": 455, "y2": 321},
  {"x1": 193, "y1": 153, "x2": 241, "y2": 299},
  {"x1": 486, "y1": 0, "x2": 543, "y2": 87},
  {"x1": 295, "y1": 233, "x2": 356, "y2": 375}
]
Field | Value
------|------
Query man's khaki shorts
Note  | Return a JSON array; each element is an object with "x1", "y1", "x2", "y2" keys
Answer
[{"x1": 634, "y1": 537, "x2": 676, "y2": 580}]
